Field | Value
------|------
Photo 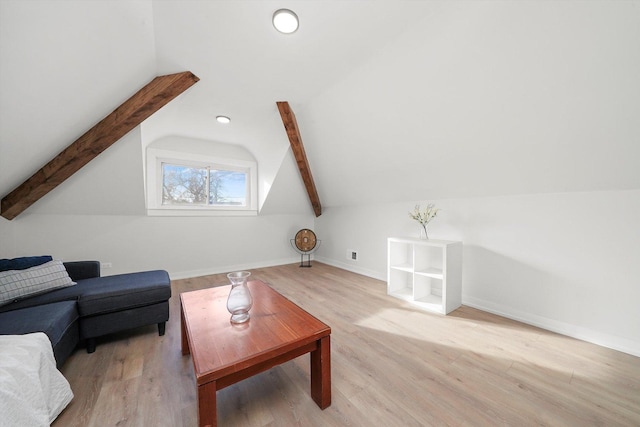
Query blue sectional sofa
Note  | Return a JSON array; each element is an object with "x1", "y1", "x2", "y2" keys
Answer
[{"x1": 0, "y1": 257, "x2": 171, "y2": 367}]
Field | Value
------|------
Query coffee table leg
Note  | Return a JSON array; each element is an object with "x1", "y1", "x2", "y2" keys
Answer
[
  {"x1": 310, "y1": 335, "x2": 331, "y2": 409},
  {"x1": 181, "y1": 303, "x2": 189, "y2": 355},
  {"x1": 198, "y1": 381, "x2": 217, "y2": 427}
]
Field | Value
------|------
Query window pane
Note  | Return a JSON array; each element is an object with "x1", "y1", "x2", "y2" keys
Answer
[
  {"x1": 162, "y1": 163, "x2": 208, "y2": 205},
  {"x1": 210, "y1": 169, "x2": 247, "y2": 206}
]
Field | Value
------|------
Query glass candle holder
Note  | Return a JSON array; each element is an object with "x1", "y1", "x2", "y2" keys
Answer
[{"x1": 226, "y1": 271, "x2": 253, "y2": 324}]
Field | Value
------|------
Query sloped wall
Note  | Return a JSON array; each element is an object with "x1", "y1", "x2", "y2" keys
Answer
[
  {"x1": 301, "y1": 1, "x2": 640, "y2": 206},
  {"x1": 26, "y1": 130, "x2": 146, "y2": 216},
  {"x1": 0, "y1": 0, "x2": 158, "y2": 200},
  {"x1": 260, "y1": 147, "x2": 316, "y2": 216}
]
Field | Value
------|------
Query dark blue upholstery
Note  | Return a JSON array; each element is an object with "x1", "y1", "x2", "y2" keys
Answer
[
  {"x1": 64, "y1": 260, "x2": 101, "y2": 281},
  {"x1": 77, "y1": 270, "x2": 171, "y2": 317},
  {"x1": 0, "y1": 255, "x2": 52, "y2": 272},
  {"x1": 0, "y1": 282, "x2": 85, "y2": 313},
  {"x1": 0, "y1": 271, "x2": 170, "y2": 315},
  {"x1": 0, "y1": 301, "x2": 79, "y2": 368},
  {"x1": 80, "y1": 301, "x2": 169, "y2": 340},
  {"x1": 0, "y1": 260, "x2": 171, "y2": 366}
]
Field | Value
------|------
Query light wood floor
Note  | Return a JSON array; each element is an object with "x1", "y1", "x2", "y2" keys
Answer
[{"x1": 54, "y1": 262, "x2": 640, "y2": 426}]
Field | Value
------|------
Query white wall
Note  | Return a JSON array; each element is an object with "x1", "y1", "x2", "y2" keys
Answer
[
  {"x1": 0, "y1": 127, "x2": 314, "y2": 278},
  {"x1": 314, "y1": 190, "x2": 640, "y2": 356},
  {"x1": 301, "y1": 0, "x2": 640, "y2": 207},
  {"x1": 0, "y1": 128, "x2": 314, "y2": 278},
  {"x1": 0, "y1": 0, "x2": 157, "y2": 199},
  {"x1": 1, "y1": 211, "x2": 311, "y2": 280}
]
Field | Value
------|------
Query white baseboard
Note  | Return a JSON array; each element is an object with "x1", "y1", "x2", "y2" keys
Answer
[
  {"x1": 168, "y1": 257, "x2": 301, "y2": 281},
  {"x1": 314, "y1": 256, "x2": 386, "y2": 282},
  {"x1": 463, "y1": 295, "x2": 640, "y2": 358}
]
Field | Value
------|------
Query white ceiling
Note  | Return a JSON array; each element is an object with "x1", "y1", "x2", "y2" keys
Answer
[
  {"x1": 144, "y1": 0, "x2": 435, "y2": 210},
  {"x1": 1, "y1": 0, "x2": 639, "y2": 213}
]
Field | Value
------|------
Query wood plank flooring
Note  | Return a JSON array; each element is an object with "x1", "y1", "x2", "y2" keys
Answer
[{"x1": 53, "y1": 262, "x2": 640, "y2": 426}]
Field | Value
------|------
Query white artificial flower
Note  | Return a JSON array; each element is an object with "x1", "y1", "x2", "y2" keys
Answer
[{"x1": 409, "y1": 203, "x2": 440, "y2": 225}]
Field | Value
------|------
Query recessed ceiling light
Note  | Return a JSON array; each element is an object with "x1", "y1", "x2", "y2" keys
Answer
[
  {"x1": 273, "y1": 9, "x2": 299, "y2": 34},
  {"x1": 216, "y1": 115, "x2": 230, "y2": 124}
]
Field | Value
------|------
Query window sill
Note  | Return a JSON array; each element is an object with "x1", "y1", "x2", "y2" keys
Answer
[{"x1": 146, "y1": 208, "x2": 258, "y2": 217}]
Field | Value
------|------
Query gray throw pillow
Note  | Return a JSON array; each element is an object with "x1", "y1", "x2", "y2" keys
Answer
[{"x1": 0, "y1": 260, "x2": 76, "y2": 306}]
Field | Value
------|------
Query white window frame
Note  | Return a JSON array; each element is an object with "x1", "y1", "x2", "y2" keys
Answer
[{"x1": 146, "y1": 147, "x2": 258, "y2": 216}]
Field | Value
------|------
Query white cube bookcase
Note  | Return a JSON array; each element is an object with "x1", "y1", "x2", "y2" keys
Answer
[{"x1": 387, "y1": 237, "x2": 462, "y2": 314}]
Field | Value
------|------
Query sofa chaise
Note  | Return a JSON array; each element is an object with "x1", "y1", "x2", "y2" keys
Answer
[{"x1": 0, "y1": 256, "x2": 171, "y2": 367}]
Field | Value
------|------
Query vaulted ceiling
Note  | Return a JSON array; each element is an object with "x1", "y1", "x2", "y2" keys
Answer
[{"x1": 1, "y1": 1, "x2": 638, "y2": 215}]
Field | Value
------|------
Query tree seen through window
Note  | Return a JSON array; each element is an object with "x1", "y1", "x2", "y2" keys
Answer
[{"x1": 162, "y1": 163, "x2": 246, "y2": 206}]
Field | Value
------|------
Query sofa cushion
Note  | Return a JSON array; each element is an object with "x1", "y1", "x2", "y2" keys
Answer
[
  {"x1": 0, "y1": 280, "x2": 86, "y2": 314},
  {"x1": 0, "y1": 301, "x2": 79, "y2": 352},
  {"x1": 77, "y1": 270, "x2": 171, "y2": 317},
  {"x1": 63, "y1": 261, "x2": 100, "y2": 281},
  {"x1": 0, "y1": 260, "x2": 76, "y2": 307},
  {"x1": 0, "y1": 256, "x2": 52, "y2": 272}
]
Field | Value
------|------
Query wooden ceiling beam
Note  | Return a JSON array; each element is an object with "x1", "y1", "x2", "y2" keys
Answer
[
  {"x1": 277, "y1": 101, "x2": 322, "y2": 217},
  {"x1": 1, "y1": 71, "x2": 199, "y2": 220}
]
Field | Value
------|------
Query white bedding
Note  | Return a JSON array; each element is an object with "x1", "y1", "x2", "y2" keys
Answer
[{"x1": 0, "y1": 332, "x2": 73, "y2": 427}]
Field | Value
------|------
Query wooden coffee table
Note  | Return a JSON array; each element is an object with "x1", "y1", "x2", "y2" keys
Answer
[{"x1": 180, "y1": 280, "x2": 331, "y2": 427}]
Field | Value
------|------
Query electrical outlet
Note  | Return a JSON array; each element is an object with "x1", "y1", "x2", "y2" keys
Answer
[
  {"x1": 102, "y1": 262, "x2": 112, "y2": 269},
  {"x1": 346, "y1": 250, "x2": 358, "y2": 261}
]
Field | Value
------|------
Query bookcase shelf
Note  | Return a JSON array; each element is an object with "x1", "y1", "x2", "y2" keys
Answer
[{"x1": 387, "y1": 237, "x2": 462, "y2": 315}]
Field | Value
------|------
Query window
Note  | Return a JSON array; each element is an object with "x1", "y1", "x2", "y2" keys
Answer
[
  {"x1": 146, "y1": 138, "x2": 258, "y2": 216},
  {"x1": 161, "y1": 163, "x2": 248, "y2": 207}
]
